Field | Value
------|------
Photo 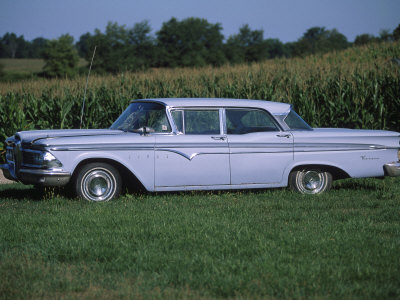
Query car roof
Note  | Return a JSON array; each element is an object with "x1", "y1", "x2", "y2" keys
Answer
[{"x1": 131, "y1": 98, "x2": 292, "y2": 114}]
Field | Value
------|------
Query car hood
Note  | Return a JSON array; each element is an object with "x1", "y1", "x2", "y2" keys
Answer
[{"x1": 12, "y1": 129, "x2": 124, "y2": 145}]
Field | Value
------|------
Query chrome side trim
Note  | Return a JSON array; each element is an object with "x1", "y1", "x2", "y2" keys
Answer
[
  {"x1": 32, "y1": 132, "x2": 122, "y2": 144},
  {"x1": 156, "y1": 143, "x2": 229, "y2": 148},
  {"x1": 156, "y1": 148, "x2": 228, "y2": 161},
  {"x1": 231, "y1": 151, "x2": 293, "y2": 155},
  {"x1": 49, "y1": 144, "x2": 155, "y2": 151},
  {"x1": 292, "y1": 143, "x2": 393, "y2": 151}
]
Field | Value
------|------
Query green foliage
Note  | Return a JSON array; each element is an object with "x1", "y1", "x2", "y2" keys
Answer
[
  {"x1": 225, "y1": 24, "x2": 270, "y2": 63},
  {"x1": 156, "y1": 17, "x2": 226, "y2": 67},
  {"x1": 293, "y1": 27, "x2": 349, "y2": 56},
  {"x1": 42, "y1": 34, "x2": 79, "y2": 77},
  {"x1": 0, "y1": 41, "x2": 399, "y2": 141},
  {"x1": 82, "y1": 21, "x2": 157, "y2": 73},
  {"x1": 2, "y1": 21, "x2": 400, "y2": 70},
  {"x1": 0, "y1": 177, "x2": 400, "y2": 298},
  {"x1": 379, "y1": 29, "x2": 393, "y2": 42},
  {"x1": 393, "y1": 24, "x2": 400, "y2": 41},
  {"x1": 354, "y1": 33, "x2": 378, "y2": 46},
  {"x1": 0, "y1": 33, "x2": 31, "y2": 59},
  {"x1": 29, "y1": 37, "x2": 48, "y2": 58}
]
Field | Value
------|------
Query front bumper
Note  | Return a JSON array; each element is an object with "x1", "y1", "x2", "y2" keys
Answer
[
  {"x1": 1, "y1": 164, "x2": 71, "y2": 186},
  {"x1": 384, "y1": 162, "x2": 400, "y2": 177}
]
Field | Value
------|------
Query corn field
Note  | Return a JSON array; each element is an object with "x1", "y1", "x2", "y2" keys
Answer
[{"x1": 0, "y1": 42, "x2": 399, "y2": 151}]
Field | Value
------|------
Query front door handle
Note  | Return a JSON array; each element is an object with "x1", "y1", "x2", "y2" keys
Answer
[
  {"x1": 276, "y1": 134, "x2": 291, "y2": 138},
  {"x1": 211, "y1": 136, "x2": 226, "y2": 141}
]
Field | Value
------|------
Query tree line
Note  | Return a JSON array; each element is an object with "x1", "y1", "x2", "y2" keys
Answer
[{"x1": 1, "y1": 17, "x2": 399, "y2": 77}]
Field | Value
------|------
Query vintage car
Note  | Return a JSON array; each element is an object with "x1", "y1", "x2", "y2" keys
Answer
[{"x1": 1, "y1": 98, "x2": 400, "y2": 201}]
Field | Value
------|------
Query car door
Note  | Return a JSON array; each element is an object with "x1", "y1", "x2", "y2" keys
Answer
[
  {"x1": 226, "y1": 108, "x2": 293, "y2": 185},
  {"x1": 155, "y1": 108, "x2": 230, "y2": 188}
]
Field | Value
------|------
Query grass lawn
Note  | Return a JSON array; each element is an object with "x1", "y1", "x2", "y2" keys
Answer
[
  {"x1": 0, "y1": 177, "x2": 399, "y2": 299},
  {"x1": 0, "y1": 58, "x2": 87, "y2": 73},
  {"x1": 0, "y1": 58, "x2": 46, "y2": 73}
]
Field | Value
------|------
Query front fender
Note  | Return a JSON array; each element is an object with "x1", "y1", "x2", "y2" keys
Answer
[{"x1": 51, "y1": 150, "x2": 155, "y2": 191}]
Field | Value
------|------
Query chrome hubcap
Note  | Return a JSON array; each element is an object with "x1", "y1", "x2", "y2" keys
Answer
[
  {"x1": 298, "y1": 170, "x2": 326, "y2": 194},
  {"x1": 82, "y1": 169, "x2": 115, "y2": 201}
]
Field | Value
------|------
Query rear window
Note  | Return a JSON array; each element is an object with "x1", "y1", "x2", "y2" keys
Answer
[
  {"x1": 284, "y1": 110, "x2": 312, "y2": 131},
  {"x1": 226, "y1": 109, "x2": 279, "y2": 134}
]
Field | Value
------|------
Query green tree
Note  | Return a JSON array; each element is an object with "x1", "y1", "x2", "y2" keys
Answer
[
  {"x1": 42, "y1": 34, "x2": 79, "y2": 77},
  {"x1": 0, "y1": 63, "x2": 4, "y2": 78},
  {"x1": 156, "y1": 17, "x2": 226, "y2": 67},
  {"x1": 29, "y1": 37, "x2": 48, "y2": 58},
  {"x1": 0, "y1": 33, "x2": 30, "y2": 58},
  {"x1": 83, "y1": 21, "x2": 156, "y2": 73},
  {"x1": 126, "y1": 20, "x2": 156, "y2": 70},
  {"x1": 393, "y1": 24, "x2": 400, "y2": 41},
  {"x1": 293, "y1": 27, "x2": 349, "y2": 56},
  {"x1": 76, "y1": 32, "x2": 92, "y2": 58},
  {"x1": 264, "y1": 38, "x2": 285, "y2": 59},
  {"x1": 225, "y1": 25, "x2": 269, "y2": 63},
  {"x1": 354, "y1": 34, "x2": 377, "y2": 46},
  {"x1": 379, "y1": 29, "x2": 393, "y2": 42}
]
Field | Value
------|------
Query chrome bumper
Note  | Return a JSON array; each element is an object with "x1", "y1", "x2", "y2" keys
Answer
[
  {"x1": 0, "y1": 164, "x2": 17, "y2": 182},
  {"x1": 1, "y1": 164, "x2": 71, "y2": 186},
  {"x1": 384, "y1": 162, "x2": 400, "y2": 177}
]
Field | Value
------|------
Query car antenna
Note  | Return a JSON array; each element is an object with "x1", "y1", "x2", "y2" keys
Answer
[{"x1": 80, "y1": 45, "x2": 97, "y2": 129}]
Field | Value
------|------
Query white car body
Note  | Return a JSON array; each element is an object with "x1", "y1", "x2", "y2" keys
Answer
[{"x1": 1, "y1": 98, "x2": 399, "y2": 201}]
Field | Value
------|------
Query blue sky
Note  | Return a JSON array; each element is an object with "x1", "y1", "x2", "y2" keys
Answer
[{"x1": 1, "y1": 0, "x2": 399, "y2": 43}]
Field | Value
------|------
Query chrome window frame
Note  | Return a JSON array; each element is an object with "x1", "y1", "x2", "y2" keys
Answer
[
  {"x1": 168, "y1": 107, "x2": 224, "y2": 136},
  {"x1": 113, "y1": 101, "x2": 174, "y2": 135},
  {"x1": 167, "y1": 106, "x2": 287, "y2": 136},
  {"x1": 223, "y1": 107, "x2": 284, "y2": 134}
]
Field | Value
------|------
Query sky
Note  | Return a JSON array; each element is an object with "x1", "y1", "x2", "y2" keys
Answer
[{"x1": 0, "y1": 0, "x2": 399, "y2": 43}]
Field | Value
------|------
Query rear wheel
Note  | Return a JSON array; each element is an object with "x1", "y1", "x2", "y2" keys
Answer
[
  {"x1": 75, "y1": 163, "x2": 122, "y2": 202},
  {"x1": 289, "y1": 168, "x2": 332, "y2": 194}
]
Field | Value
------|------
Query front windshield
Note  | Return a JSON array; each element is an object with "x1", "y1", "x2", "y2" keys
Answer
[
  {"x1": 110, "y1": 102, "x2": 171, "y2": 133},
  {"x1": 284, "y1": 110, "x2": 312, "y2": 131}
]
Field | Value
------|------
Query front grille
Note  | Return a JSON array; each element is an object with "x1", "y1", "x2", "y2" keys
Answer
[{"x1": 22, "y1": 150, "x2": 42, "y2": 167}]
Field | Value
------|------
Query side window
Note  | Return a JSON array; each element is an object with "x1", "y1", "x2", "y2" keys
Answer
[
  {"x1": 111, "y1": 102, "x2": 171, "y2": 133},
  {"x1": 171, "y1": 109, "x2": 220, "y2": 135},
  {"x1": 171, "y1": 110, "x2": 183, "y2": 133},
  {"x1": 145, "y1": 109, "x2": 171, "y2": 133},
  {"x1": 226, "y1": 109, "x2": 279, "y2": 134}
]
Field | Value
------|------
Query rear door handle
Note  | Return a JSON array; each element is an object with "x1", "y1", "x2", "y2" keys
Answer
[
  {"x1": 276, "y1": 134, "x2": 291, "y2": 138},
  {"x1": 211, "y1": 136, "x2": 226, "y2": 141}
]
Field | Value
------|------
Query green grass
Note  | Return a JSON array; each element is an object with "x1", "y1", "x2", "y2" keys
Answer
[
  {"x1": 0, "y1": 58, "x2": 46, "y2": 73},
  {"x1": 1, "y1": 177, "x2": 399, "y2": 299},
  {"x1": 0, "y1": 58, "x2": 87, "y2": 73}
]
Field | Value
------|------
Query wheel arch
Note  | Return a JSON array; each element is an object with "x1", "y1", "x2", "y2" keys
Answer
[
  {"x1": 290, "y1": 164, "x2": 350, "y2": 181},
  {"x1": 71, "y1": 158, "x2": 146, "y2": 192}
]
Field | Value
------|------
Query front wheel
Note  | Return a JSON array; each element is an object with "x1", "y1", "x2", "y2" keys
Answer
[
  {"x1": 75, "y1": 163, "x2": 122, "y2": 202},
  {"x1": 289, "y1": 168, "x2": 332, "y2": 194}
]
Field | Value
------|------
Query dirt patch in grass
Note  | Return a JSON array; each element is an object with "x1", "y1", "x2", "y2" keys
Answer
[{"x1": 0, "y1": 172, "x2": 13, "y2": 184}]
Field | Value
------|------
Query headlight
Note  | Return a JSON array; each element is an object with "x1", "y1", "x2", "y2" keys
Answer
[
  {"x1": 23, "y1": 150, "x2": 63, "y2": 169},
  {"x1": 42, "y1": 152, "x2": 63, "y2": 168}
]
